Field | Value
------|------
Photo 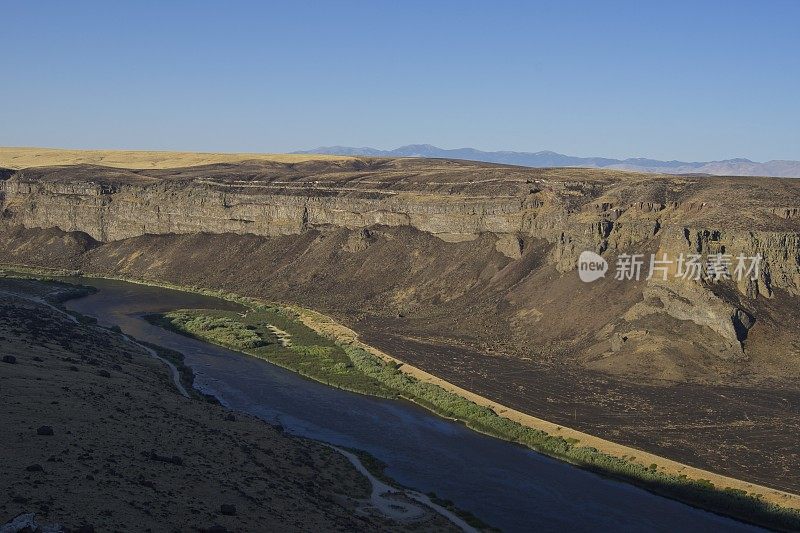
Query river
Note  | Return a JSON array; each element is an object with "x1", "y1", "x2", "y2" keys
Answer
[{"x1": 62, "y1": 278, "x2": 758, "y2": 532}]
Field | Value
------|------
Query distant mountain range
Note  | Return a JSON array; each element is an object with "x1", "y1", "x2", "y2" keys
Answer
[{"x1": 295, "y1": 144, "x2": 800, "y2": 178}]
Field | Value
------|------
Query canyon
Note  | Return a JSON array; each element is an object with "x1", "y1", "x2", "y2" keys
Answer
[{"x1": 1, "y1": 149, "x2": 799, "y2": 494}]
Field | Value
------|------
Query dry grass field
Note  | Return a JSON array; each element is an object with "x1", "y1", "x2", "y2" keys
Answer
[{"x1": 0, "y1": 147, "x2": 351, "y2": 170}]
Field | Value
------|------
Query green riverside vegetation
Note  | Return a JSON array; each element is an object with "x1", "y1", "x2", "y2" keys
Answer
[
  {"x1": 148, "y1": 305, "x2": 800, "y2": 531},
  {"x1": 145, "y1": 307, "x2": 398, "y2": 397}
]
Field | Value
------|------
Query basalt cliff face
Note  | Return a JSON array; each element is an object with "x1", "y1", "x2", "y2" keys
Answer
[
  {"x1": 1, "y1": 158, "x2": 799, "y2": 383},
  {"x1": 4, "y1": 155, "x2": 800, "y2": 491}
]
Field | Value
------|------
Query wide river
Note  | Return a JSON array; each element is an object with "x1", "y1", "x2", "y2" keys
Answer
[{"x1": 64, "y1": 278, "x2": 758, "y2": 532}]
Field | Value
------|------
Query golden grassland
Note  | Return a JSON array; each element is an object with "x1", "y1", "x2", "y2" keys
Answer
[
  {"x1": 0, "y1": 146, "x2": 672, "y2": 182},
  {"x1": 0, "y1": 146, "x2": 351, "y2": 170}
]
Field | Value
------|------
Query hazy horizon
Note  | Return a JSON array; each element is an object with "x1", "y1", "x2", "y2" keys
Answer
[{"x1": 2, "y1": 142, "x2": 796, "y2": 165}]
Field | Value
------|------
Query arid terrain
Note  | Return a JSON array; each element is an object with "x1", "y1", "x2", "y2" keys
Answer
[
  {"x1": 1, "y1": 148, "x2": 798, "y2": 496},
  {"x1": 0, "y1": 277, "x2": 459, "y2": 531},
  {"x1": 0, "y1": 147, "x2": 349, "y2": 170}
]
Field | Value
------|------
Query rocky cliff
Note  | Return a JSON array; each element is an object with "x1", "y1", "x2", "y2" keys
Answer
[{"x1": 1, "y1": 157, "x2": 799, "y2": 380}]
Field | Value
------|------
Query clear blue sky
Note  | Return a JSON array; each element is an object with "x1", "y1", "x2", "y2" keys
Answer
[{"x1": 1, "y1": 0, "x2": 798, "y2": 161}]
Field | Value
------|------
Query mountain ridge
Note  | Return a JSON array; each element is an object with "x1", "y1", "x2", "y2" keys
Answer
[{"x1": 295, "y1": 144, "x2": 800, "y2": 177}]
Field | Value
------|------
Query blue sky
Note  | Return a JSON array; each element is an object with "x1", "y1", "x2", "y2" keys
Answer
[{"x1": 1, "y1": 0, "x2": 798, "y2": 161}]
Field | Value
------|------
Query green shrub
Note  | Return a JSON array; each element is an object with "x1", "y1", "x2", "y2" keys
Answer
[{"x1": 163, "y1": 312, "x2": 268, "y2": 350}]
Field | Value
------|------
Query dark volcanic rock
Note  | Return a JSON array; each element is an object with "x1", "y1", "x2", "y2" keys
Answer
[
  {"x1": 146, "y1": 450, "x2": 184, "y2": 466},
  {"x1": 220, "y1": 504, "x2": 237, "y2": 516}
]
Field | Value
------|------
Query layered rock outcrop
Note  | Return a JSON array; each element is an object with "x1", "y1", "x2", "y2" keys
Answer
[{"x1": 1, "y1": 157, "x2": 798, "y2": 374}]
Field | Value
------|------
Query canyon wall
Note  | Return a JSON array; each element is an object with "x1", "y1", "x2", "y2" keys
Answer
[{"x1": 1, "y1": 158, "x2": 798, "y2": 379}]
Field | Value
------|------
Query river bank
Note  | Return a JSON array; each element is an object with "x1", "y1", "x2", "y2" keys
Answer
[
  {"x1": 2, "y1": 264, "x2": 799, "y2": 531},
  {"x1": 0, "y1": 277, "x2": 465, "y2": 531}
]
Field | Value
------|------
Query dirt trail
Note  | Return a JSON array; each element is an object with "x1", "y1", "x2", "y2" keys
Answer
[
  {"x1": 0, "y1": 289, "x2": 79, "y2": 324},
  {"x1": 327, "y1": 445, "x2": 478, "y2": 533},
  {"x1": 0, "y1": 289, "x2": 189, "y2": 399},
  {"x1": 120, "y1": 333, "x2": 190, "y2": 398}
]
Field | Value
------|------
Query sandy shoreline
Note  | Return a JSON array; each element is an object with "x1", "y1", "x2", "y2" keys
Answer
[{"x1": 292, "y1": 307, "x2": 800, "y2": 512}]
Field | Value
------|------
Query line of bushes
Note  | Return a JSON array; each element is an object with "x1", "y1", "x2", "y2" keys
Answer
[{"x1": 342, "y1": 345, "x2": 800, "y2": 529}]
